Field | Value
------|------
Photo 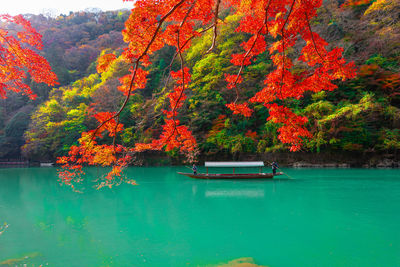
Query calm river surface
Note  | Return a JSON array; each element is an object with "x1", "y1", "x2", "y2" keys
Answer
[{"x1": 0, "y1": 167, "x2": 399, "y2": 266}]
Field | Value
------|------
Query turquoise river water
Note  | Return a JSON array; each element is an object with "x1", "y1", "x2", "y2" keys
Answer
[{"x1": 0, "y1": 167, "x2": 399, "y2": 266}]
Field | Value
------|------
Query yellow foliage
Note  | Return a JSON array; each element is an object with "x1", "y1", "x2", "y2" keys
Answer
[
  {"x1": 63, "y1": 87, "x2": 79, "y2": 102},
  {"x1": 365, "y1": 0, "x2": 397, "y2": 15}
]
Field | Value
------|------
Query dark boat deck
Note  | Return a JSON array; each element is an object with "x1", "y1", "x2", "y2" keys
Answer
[{"x1": 178, "y1": 172, "x2": 283, "y2": 179}]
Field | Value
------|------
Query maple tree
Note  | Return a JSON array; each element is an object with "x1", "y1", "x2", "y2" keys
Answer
[
  {"x1": 0, "y1": 1, "x2": 358, "y2": 187},
  {"x1": 0, "y1": 14, "x2": 57, "y2": 99},
  {"x1": 57, "y1": 0, "x2": 358, "y2": 186}
]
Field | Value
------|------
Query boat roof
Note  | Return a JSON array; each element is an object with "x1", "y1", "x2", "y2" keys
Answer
[{"x1": 204, "y1": 161, "x2": 264, "y2": 167}]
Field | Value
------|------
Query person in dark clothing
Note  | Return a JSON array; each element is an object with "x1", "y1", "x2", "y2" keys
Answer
[
  {"x1": 192, "y1": 164, "x2": 197, "y2": 175},
  {"x1": 271, "y1": 161, "x2": 279, "y2": 175}
]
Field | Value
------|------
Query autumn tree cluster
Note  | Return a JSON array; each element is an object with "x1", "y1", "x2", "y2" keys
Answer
[
  {"x1": 54, "y1": 0, "x2": 360, "y2": 185},
  {"x1": 2, "y1": 0, "x2": 399, "y2": 187}
]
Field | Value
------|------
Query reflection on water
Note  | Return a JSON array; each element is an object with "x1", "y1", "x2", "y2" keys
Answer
[
  {"x1": 205, "y1": 188, "x2": 265, "y2": 198},
  {"x1": 200, "y1": 185, "x2": 265, "y2": 198}
]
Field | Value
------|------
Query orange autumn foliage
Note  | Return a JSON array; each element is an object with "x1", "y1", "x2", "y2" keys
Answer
[
  {"x1": 58, "y1": 0, "x2": 357, "y2": 186},
  {"x1": 207, "y1": 115, "x2": 227, "y2": 138},
  {"x1": 245, "y1": 130, "x2": 258, "y2": 140},
  {"x1": 226, "y1": 102, "x2": 253, "y2": 117},
  {"x1": 0, "y1": 14, "x2": 57, "y2": 99},
  {"x1": 93, "y1": 112, "x2": 124, "y2": 137},
  {"x1": 342, "y1": 0, "x2": 373, "y2": 7},
  {"x1": 96, "y1": 53, "x2": 117, "y2": 73}
]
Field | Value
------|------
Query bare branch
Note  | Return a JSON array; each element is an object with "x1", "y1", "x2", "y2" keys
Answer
[{"x1": 205, "y1": 0, "x2": 222, "y2": 54}]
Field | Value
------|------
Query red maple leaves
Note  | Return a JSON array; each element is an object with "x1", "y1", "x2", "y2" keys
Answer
[
  {"x1": 57, "y1": 112, "x2": 135, "y2": 189},
  {"x1": 0, "y1": 14, "x2": 57, "y2": 99},
  {"x1": 0, "y1": 3, "x2": 361, "y2": 188},
  {"x1": 96, "y1": 53, "x2": 117, "y2": 73},
  {"x1": 222, "y1": 0, "x2": 357, "y2": 150},
  {"x1": 226, "y1": 102, "x2": 253, "y2": 117},
  {"x1": 57, "y1": 0, "x2": 357, "y2": 184}
]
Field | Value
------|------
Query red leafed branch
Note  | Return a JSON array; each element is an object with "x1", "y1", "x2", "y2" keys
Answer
[
  {"x1": 58, "y1": 0, "x2": 357, "y2": 187},
  {"x1": 0, "y1": 14, "x2": 58, "y2": 99}
]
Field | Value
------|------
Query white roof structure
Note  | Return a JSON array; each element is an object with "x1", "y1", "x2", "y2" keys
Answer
[{"x1": 204, "y1": 161, "x2": 264, "y2": 167}]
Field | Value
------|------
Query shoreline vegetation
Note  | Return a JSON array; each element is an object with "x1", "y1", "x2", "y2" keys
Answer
[
  {"x1": 135, "y1": 151, "x2": 400, "y2": 168},
  {"x1": 2, "y1": 151, "x2": 399, "y2": 168}
]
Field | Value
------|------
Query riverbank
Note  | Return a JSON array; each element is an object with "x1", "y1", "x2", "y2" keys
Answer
[
  {"x1": 134, "y1": 151, "x2": 400, "y2": 168},
  {"x1": 5, "y1": 151, "x2": 399, "y2": 168}
]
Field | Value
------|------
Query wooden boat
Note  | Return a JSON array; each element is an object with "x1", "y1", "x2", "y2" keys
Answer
[
  {"x1": 178, "y1": 161, "x2": 283, "y2": 179},
  {"x1": 178, "y1": 172, "x2": 283, "y2": 179}
]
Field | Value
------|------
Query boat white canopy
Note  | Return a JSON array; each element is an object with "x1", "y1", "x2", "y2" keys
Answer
[{"x1": 204, "y1": 161, "x2": 264, "y2": 168}]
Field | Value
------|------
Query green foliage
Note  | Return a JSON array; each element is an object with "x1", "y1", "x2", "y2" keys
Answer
[
  {"x1": 5, "y1": 112, "x2": 31, "y2": 137},
  {"x1": 0, "y1": 107, "x2": 5, "y2": 130},
  {"x1": 0, "y1": 108, "x2": 33, "y2": 158},
  {"x1": 4, "y1": 5, "x2": 400, "y2": 160},
  {"x1": 378, "y1": 129, "x2": 400, "y2": 150},
  {"x1": 304, "y1": 101, "x2": 335, "y2": 120},
  {"x1": 365, "y1": 54, "x2": 399, "y2": 70},
  {"x1": 22, "y1": 55, "x2": 129, "y2": 160}
]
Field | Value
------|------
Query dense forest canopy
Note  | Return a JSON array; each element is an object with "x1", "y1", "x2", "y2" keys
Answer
[{"x1": 0, "y1": 0, "x2": 399, "y2": 188}]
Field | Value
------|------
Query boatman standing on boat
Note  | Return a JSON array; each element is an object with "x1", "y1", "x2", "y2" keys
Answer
[
  {"x1": 271, "y1": 161, "x2": 279, "y2": 175},
  {"x1": 192, "y1": 164, "x2": 197, "y2": 175}
]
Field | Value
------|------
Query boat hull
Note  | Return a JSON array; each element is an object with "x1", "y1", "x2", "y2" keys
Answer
[{"x1": 178, "y1": 172, "x2": 283, "y2": 179}]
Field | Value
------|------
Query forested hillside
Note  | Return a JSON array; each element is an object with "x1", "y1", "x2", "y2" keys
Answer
[
  {"x1": 0, "y1": 10, "x2": 129, "y2": 159},
  {"x1": 2, "y1": 0, "x2": 399, "y2": 164}
]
